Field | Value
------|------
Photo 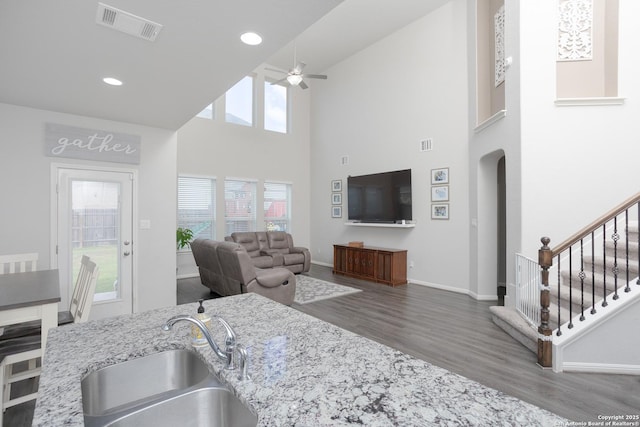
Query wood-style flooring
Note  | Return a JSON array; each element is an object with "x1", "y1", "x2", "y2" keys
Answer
[{"x1": 5, "y1": 265, "x2": 638, "y2": 426}]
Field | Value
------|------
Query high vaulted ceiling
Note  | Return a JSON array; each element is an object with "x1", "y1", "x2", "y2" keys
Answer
[{"x1": 0, "y1": 0, "x2": 448, "y2": 131}]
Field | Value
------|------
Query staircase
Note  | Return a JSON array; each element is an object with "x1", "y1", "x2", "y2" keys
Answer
[{"x1": 491, "y1": 194, "x2": 640, "y2": 373}]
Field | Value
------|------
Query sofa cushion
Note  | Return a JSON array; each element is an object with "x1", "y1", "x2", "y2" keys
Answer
[
  {"x1": 266, "y1": 231, "x2": 290, "y2": 254},
  {"x1": 230, "y1": 232, "x2": 261, "y2": 258}
]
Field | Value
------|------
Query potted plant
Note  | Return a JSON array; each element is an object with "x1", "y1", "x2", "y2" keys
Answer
[{"x1": 176, "y1": 227, "x2": 194, "y2": 250}]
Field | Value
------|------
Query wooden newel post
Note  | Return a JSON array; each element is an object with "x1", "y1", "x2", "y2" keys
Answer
[{"x1": 538, "y1": 237, "x2": 553, "y2": 368}]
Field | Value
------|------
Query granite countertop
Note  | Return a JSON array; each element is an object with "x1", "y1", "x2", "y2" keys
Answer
[{"x1": 33, "y1": 293, "x2": 566, "y2": 426}]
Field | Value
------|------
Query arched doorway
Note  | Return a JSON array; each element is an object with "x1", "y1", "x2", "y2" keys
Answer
[{"x1": 476, "y1": 150, "x2": 506, "y2": 302}]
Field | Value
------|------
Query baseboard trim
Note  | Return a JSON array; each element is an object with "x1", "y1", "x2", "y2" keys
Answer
[
  {"x1": 312, "y1": 260, "x2": 333, "y2": 268},
  {"x1": 410, "y1": 279, "x2": 498, "y2": 301},
  {"x1": 177, "y1": 273, "x2": 199, "y2": 280},
  {"x1": 560, "y1": 362, "x2": 640, "y2": 375}
]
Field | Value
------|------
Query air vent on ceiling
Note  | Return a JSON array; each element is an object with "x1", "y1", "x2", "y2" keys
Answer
[{"x1": 96, "y1": 3, "x2": 163, "y2": 42}]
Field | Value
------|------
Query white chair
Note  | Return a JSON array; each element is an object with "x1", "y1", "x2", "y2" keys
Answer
[
  {"x1": 0, "y1": 253, "x2": 38, "y2": 275},
  {"x1": 0, "y1": 255, "x2": 99, "y2": 420}
]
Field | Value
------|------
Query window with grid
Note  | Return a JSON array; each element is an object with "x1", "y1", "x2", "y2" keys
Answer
[
  {"x1": 225, "y1": 76, "x2": 254, "y2": 126},
  {"x1": 224, "y1": 179, "x2": 256, "y2": 235},
  {"x1": 264, "y1": 81, "x2": 288, "y2": 133},
  {"x1": 177, "y1": 176, "x2": 216, "y2": 248},
  {"x1": 263, "y1": 181, "x2": 291, "y2": 232}
]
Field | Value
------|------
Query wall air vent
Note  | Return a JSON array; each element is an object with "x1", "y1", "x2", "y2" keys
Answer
[
  {"x1": 96, "y1": 3, "x2": 163, "y2": 42},
  {"x1": 420, "y1": 138, "x2": 433, "y2": 152},
  {"x1": 340, "y1": 155, "x2": 350, "y2": 166}
]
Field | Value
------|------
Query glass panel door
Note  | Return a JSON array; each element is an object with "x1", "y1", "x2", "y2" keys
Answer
[{"x1": 56, "y1": 167, "x2": 133, "y2": 320}]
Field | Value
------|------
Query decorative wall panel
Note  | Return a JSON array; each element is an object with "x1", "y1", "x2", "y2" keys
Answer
[
  {"x1": 494, "y1": 5, "x2": 505, "y2": 87},
  {"x1": 558, "y1": 0, "x2": 593, "y2": 61}
]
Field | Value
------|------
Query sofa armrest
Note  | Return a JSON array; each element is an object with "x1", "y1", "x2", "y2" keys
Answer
[
  {"x1": 255, "y1": 267, "x2": 294, "y2": 288},
  {"x1": 291, "y1": 246, "x2": 311, "y2": 272}
]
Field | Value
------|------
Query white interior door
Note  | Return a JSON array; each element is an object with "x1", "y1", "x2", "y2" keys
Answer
[{"x1": 55, "y1": 167, "x2": 134, "y2": 320}]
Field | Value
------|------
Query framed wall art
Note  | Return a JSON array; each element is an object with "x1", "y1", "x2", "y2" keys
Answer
[
  {"x1": 332, "y1": 179, "x2": 342, "y2": 192},
  {"x1": 332, "y1": 206, "x2": 342, "y2": 218},
  {"x1": 431, "y1": 185, "x2": 449, "y2": 202},
  {"x1": 431, "y1": 168, "x2": 449, "y2": 184},
  {"x1": 332, "y1": 193, "x2": 342, "y2": 205},
  {"x1": 431, "y1": 204, "x2": 449, "y2": 220}
]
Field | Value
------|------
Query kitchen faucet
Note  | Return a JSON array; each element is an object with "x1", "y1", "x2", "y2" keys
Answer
[{"x1": 162, "y1": 314, "x2": 244, "y2": 374}]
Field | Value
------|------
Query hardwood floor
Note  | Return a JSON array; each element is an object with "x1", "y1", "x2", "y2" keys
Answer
[{"x1": 5, "y1": 265, "x2": 638, "y2": 426}]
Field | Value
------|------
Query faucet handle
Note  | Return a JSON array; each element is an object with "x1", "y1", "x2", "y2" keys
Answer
[{"x1": 236, "y1": 344, "x2": 251, "y2": 381}]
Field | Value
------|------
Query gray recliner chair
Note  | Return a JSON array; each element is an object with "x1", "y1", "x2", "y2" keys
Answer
[{"x1": 191, "y1": 239, "x2": 296, "y2": 305}]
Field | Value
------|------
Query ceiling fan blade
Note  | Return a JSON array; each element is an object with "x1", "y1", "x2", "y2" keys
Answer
[
  {"x1": 271, "y1": 77, "x2": 289, "y2": 86},
  {"x1": 294, "y1": 62, "x2": 307, "y2": 73},
  {"x1": 265, "y1": 67, "x2": 287, "y2": 74},
  {"x1": 299, "y1": 80, "x2": 308, "y2": 90},
  {"x1": 301, "y1": 74, "x2": 327, "y2": 80}
]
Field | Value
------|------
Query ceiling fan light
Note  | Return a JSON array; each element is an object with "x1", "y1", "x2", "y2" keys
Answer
[{"x1": 287, "y1": 74, "x2": 303, "y2": 86}]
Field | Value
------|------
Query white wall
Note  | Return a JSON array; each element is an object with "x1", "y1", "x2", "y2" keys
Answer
[
  {"x1": 310, "y1": 1, "x2": 473, "y2": 296},
  {"x1": 177, "y1": 67, "x2": 312, "y2": 277},
  {"x1": 0, "y1": 103, "x2": 177, "y2": 313},
  {"x1": 468, "y1": 0, "x2": 523, "y2": 304},
  {"x1": 519, "y1": 0, "x2": 640, "y2": 259}
]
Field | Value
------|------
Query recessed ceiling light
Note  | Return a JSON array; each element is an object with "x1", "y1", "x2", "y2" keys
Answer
[
  {"x1": 103, "y1": 77, "x2": 123, "y2": 86},
  {"x1": 240, "y1": 32, "x2": 262, "y2": 46}
]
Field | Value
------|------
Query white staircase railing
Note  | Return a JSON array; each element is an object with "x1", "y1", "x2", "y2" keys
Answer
[{"x1": 515, "y1": 253, "x2": 540, "y2": 328}]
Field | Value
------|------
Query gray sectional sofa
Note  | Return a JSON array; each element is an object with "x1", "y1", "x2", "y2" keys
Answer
[
  {"x1": 190, "y1": 239, "x2": 296, "y2": 305},
  {"x1": 225, "y1": 231, "x2": 310, "y2": 273}
]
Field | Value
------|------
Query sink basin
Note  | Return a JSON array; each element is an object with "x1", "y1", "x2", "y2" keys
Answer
[
  {"x1": 81, "y1": 349, "x2": 257, "y2": 427},
  {"x1": 108, "y1": 386, "x2": 257, "y2": 427}
]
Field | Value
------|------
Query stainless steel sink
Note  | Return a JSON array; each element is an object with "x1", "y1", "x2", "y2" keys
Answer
[
  {"x1": 81, "y1": 349, "x2": 257, "y2": 427},
  {"x1": 107, "y1": 386, "x2": 258, "y2": 427}
]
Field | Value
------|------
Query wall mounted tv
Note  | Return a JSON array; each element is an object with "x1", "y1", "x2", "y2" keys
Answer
[{"x1": 347, "y1": 169, "x2": 412, "y2": 223}]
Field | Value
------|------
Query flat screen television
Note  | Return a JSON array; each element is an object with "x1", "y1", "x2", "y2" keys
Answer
[{"x1": 347, "y1": 169, "x2": 412, "y2": 223}]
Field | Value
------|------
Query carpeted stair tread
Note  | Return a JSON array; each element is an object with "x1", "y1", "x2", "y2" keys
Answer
[{"x1": 490, "y1": 306, "x2": 537, "y2": 353}]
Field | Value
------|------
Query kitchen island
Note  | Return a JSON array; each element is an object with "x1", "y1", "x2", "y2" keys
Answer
[{"x1": 33, "y1": 293, "x2": 565, "y2": 426}]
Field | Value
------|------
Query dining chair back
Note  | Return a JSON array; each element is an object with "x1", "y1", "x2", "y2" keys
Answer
[
  {"x1": 0, "y1": 253, "x2": 38, "y2": 275},
  {"x1": 68, "y1": 255, "x2": 99, "y2": 323},
  {"x1": 0, "y1": 256, "x2": 98, "y2": 421}
]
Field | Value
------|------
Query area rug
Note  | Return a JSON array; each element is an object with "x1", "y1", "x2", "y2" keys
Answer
[{"x1": 294, "y1": 275, "x2": 362, "y2": 305}]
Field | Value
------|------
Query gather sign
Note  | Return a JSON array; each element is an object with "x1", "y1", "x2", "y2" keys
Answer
[{"x1": 45, "y1": 123, "x2": 141, "y2": 164}]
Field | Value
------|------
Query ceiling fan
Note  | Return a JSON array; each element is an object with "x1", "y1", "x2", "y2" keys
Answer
[{"x1": 265, "y1": 44, "x2": 327, "y2": 89}]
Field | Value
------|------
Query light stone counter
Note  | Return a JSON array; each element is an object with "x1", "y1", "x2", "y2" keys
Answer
[{"x1": 33, "y1": 293, "x2": 566, "y2": 426}]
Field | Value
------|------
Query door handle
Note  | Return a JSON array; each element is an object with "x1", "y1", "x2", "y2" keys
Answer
[
  {"x1": 124, "y1": 240, "x2": 131, "y2": 246},
  {"x1": 123, "y1": 251, "x2": 131, "y2": 256}
]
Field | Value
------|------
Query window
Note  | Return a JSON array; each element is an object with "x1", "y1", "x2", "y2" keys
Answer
[
  {"x1": 224, "y1": 179, "x2": 256, "y2": 235},
  {"x1": 178, "y1": 176, "x2": 216, "y2": 246},
  {"x1": 264, "y1": 81, "x2": 288, "y2": 133},
  {"x1": 225, "y1": 76, "x2": 253, "y2": 126},
  {"x1": 264, "y1": 181, "x2": 291, "y2": 232},
  {"x1": 196, "y1": 103, "x2": 214, "y2": 120}
]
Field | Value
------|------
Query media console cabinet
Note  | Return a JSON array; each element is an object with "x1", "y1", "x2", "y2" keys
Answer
[{"x1": 333, "y1": 244, "x2": 407, "y2": 287}]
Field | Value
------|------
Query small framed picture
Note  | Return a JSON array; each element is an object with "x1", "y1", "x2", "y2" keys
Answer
[
  {"x1": 332, "y1": 193, "x2": 342, "y2": 205},
  {"x1": 431, "y1": 185, "x2": 449, "y2": 202},
  {"x1": 332, "y1": 206, "x2": 342, "y2": 218},
  {"x1": 431, "y1": 167, "x2": 449, "y2": 184},
  {"x1": 332, "y1": 180, "x2": 342, "y2": 192},
  {"x1": 431, "y1": 204, "x2": 449, "y2": 220}
]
